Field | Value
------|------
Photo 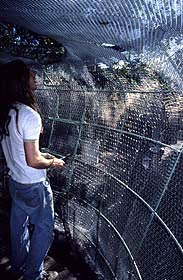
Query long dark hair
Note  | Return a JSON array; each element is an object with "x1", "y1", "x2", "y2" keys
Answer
[{"x1": 0, "y1": 60, "x2": 41, "y2": 138}]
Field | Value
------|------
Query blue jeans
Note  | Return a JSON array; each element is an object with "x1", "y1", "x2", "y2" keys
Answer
[{"x1": 8, "y1": 177, "x2": 54, "y2": 280}]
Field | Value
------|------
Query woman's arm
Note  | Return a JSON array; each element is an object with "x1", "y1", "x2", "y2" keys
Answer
[{"x1": 24, "y1": 140, "x2": 64, "y2": 169}]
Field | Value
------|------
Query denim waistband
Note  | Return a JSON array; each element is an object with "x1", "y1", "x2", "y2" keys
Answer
[{"x1": 9, "y1": 176, "x2": 49, "y2": 187}]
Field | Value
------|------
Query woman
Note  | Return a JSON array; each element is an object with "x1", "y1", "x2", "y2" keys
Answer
[{"x1": 0, "y1": 60, "x2": 64, "y2": 280}]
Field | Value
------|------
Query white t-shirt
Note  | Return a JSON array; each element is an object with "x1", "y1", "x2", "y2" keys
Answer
[{"x1": 1, "y1": 103, "x2": 46, "y2": 184}]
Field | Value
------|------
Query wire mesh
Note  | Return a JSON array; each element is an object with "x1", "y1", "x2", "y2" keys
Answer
[{"x1": 31, "y1": 63, "x2": 183, "y2": 279}]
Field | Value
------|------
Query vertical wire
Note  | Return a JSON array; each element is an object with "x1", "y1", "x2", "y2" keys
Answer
[{"x1": 134, "y1": 145, "x2": 183, "y2": 257}]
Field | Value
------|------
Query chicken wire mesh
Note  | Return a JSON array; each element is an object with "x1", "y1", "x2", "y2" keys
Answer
[
  {"x1": 0, "y1": 0, "x2": 183, "y2": 279},
  {"x1": 30, "y1": 63, "x2": 183, "y2": 280}
]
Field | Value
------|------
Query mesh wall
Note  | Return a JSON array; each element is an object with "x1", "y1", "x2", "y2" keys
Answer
[{"x1": 31, "y1": 64, "x2": 183, "y2": 280}]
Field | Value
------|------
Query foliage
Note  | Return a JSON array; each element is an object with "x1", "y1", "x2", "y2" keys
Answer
[{"x1": 0, "y1": 23, "x2": 65, "y2": 64}]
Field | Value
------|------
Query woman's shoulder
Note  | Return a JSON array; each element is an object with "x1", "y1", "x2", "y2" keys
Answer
[
  {"x1": 18, "y1": 103, "x2": 38, "y2": 114},
  {"x1": 17, "y1": 104, "x2": 40, "y2": 121}
]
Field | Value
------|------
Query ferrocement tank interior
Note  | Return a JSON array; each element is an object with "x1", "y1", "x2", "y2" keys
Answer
[{"x1": 0, "y1": 1, "x2": 183, "y2": 279}]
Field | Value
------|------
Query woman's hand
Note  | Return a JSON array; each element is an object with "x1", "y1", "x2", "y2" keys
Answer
[
  {"x1": 51, "y1": 158, "x2": 65, "y2": 169},
  {"x1": 42, "y1": 152, "x2": 65, "y2": 169}
]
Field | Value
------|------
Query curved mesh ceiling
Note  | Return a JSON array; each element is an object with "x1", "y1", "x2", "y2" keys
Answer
[
  {"x1": 0, "y1": 0, "x2": 183, "y2": 89},
  {"x1": 0, "y1": 0, "x2": 182, "y2": 62}
]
